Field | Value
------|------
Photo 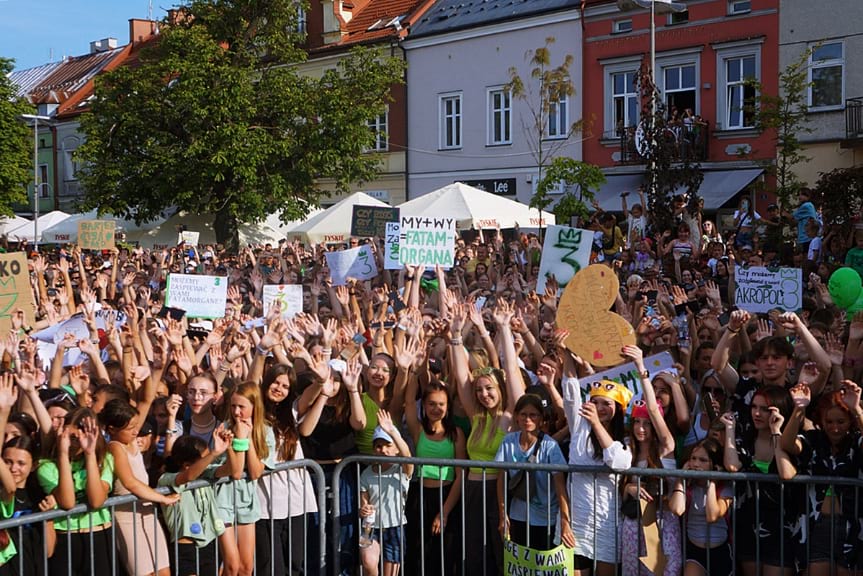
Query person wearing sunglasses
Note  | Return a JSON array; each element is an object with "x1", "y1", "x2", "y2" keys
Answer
[{"x1": 562, "y1": 347, "x2": 633, "y2": 576}]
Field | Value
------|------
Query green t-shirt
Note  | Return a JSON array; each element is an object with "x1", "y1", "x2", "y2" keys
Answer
[
  {"x1": 158, "y1": 470, "x2": 225, "y2": 547},
  {"x1": 0, "y1": 497, "x2": 16, "y2": 565},
  {"x1": 356, "y1": 393, "x2": 381, "y2": 456},
  {"x1": 36, "y1": 454, "x2": 115, "y2": 531},
  {"x1": 846, "y1": 247, "x2": 863, "y2": 279}
]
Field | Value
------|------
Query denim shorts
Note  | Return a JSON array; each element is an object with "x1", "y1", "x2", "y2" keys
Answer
[{"x1": 372, "y1": 526, "x2": 404, "y2": 563}]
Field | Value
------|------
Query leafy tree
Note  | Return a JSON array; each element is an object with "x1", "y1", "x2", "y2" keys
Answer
[
  {"x1": 77, "y1": 0, "x2": 404, "y2": 249},
  {"x1": 747, "y1": 48, "x2": 812, "y2": 210},
  {"x1": 0, "y1": 57, "x2": 34, "y2": 217},
  {"x1": 534, "y1": 157, "x2": 605, "y2": 226},
  {"x1": 506, "y1": 37, "x2": 584, "y2": 216},
  {"x1": 637, "y1": 66, "x2": 703, "y2": 233},
  {"x1": 815, "y1": 166, "x2": 863, "y2": 237}
]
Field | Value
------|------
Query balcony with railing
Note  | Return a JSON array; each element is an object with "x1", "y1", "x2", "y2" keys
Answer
[
  {"x1": 844, "y1": 97, "x2": 863, "y2": 146},
  {"x1": 614, "y1": 120, "x2": 709, "y2": 164}
]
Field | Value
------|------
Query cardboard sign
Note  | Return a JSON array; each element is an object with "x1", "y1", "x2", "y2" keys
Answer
[
  {"x1": 581, "y1": 351, "x2": 676, "y2": 401},
  {"x1": 350, "y1": 206, "x2": 399, "y2": 238},
  {"x1": 77, "y1": 220, "x2": 116, "y2": 250},
  {"x1": 324, "y1": 244, "x2": 378, "y2": 286},
  {"x1": 558, "y1": 264, "x2": 636, "y2": 367},
  {"x1": 179, "y1": 231, "x2": 200, "y2": 246},
  {"x1": 262, "y1": 285, "x2": 303, "y2": 318},
  {"x1": 398, "y1": 215, "x2": 456, "y2": 268},
  {"x1": 504, "y1": 539, "x2": 574, "y2": 575},
  {"x1": 734, "y1": 266, "x2": 803, "y2": 314},
  {"x1": 536, "y1": 225, "x2": 593, "y2": 294},
  {"x1": 384, "y1": 222, "x2": 401, "y2": 270},
  {"x1": 165, "y1": 274, "x2": 228, "y2": 318},
  {"x1": 0, "y1": 253, "x2": 34, "y2": 332}
]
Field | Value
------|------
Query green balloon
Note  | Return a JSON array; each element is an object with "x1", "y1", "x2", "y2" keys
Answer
[
  {"x1": 849, "y1": 292, "x2": 863, "y2": 315},
  {"x1": 828, "y1": 267, "x2": 862, "y2": 309}
]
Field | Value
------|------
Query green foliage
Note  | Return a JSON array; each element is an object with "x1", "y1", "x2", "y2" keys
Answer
[
  {"x1": 76, "y1": 0, "x2": 404, "y2": 249},
  {"x1": 747, "y1": 48, "x2": 813, "y2": 209},
  {"x1": 535, "y1": 157, "x2": 605, "y2": 225},
  {"x1": 0, "y1": 57, "x2": 35, "y2": 217},
  {"x1": 506, "y1": 37, "x2": 584, "y2": 213},
  {"x1": 815, "y1": 166, "x2": 863, "y2": 236},
  {"x1": 637, "y1": 66, "x2": 703, "y2": 233}
]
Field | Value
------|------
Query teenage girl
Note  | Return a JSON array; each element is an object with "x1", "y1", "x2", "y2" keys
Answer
[
  {"x1": 99, "y1": 399, "x2": 179, "y2": 576},
  {"x1": 668, "y1": 438, "x2": 734, "y2": 576},
  {"x1": 37, "y1": 407, "x2": 114, "y2": 576},
  {"x1": 215, "y1": 381, "x2": 267, "y2": 576},
  {"x1": 620, "y1": 346, "x2": 681, "y2": 576},
  {"x1": 450, "y1": 300, "x2": 524, "y2": 575},
  {"x1": 403, "y1": 335, "x2": 465, "y2": 576}
]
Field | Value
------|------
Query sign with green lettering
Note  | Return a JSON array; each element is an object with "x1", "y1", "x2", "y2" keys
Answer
[
  {"x1": 78, "y1": 220, "x2": 116, "y2": 250},
  {"x1": 351, "y1": 206, "x2": 399, "y2": 238},
  {"x1": 398, "y1": 215, "x2": 456, "y2": 268}
]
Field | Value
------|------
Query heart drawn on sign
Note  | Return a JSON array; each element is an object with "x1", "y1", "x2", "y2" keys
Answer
[{"x1": 593, "y1": 351, "x2": 604, "y2": 360}]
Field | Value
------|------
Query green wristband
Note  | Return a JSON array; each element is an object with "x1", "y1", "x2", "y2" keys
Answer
[{"x1": 231, "y1": 438, "x2": 250, "y2": 452}]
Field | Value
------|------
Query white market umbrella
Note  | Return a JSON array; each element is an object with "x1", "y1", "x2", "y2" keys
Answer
[
  {"x1": 399, "y1": 182, "x2": 555, "y2": 230},
  {"x1": 40, "y1": 210, "x2": 166, "y2": 244},
  {"x1": 265, "y1": 208, "x2": 323, "y2": 236},
  {"x1": 6, "y1": 210, "x2": 71, "y2": 242},
  {"x1": 289, "y1": 192, "x2": 388, "y2": 244},
  {"x1": 0, "y1": 215, "x2": 32, "y2": 238},
  {"x1": 126, "y1": 211, "x2": 284, "y2": 249}
]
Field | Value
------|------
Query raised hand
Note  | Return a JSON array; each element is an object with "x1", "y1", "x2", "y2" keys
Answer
[
  {"x1": 491, "y1": 299, "x2": 515, "y2": 327},
  {"x1": 0, "y1": 373, "x2": 18, "y2": 412},
  {"x1": 341, "y1": 357, "x2": 362, "y2": 394},
  {"x1": 172, "y1": 348, "x2": 194, "y2": 375},
  {"x1": 212, "y1": 423, "x2": 234, "y2": 455},
  {"x1": 797, "y1": 362, "x2": 820, "y2": 387},
  {"x1": 394, "y1": 336, "x2": 421, "y2": 372},
  {"x1": 790, "y1": 383, "x2": 810, "y2": 409},
  {"x1": 768, "y1": 406, "x2": 785, "y2": 436},
  {"x1": 68, "y1": 365, "x2": 90, "y2": 397},
  {"x1": 840, "y1": 380, "x2": 861, "y2": 412},
  {"x1": 77, "y1": 417, "x2": 101, "y2": 455},
  {"x1": 777, "y1": 312, "x2": 802, "y2": 334},
  {"x1": 755, "y1": 318, "x2": 773, "y2": 342},
  {"x1": 728, "y1": 310, "x2": 751, "y2": 333}
]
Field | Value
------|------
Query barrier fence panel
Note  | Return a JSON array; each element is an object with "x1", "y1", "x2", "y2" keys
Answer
[
  {"x1": 332, "y1": 455, "x2": 863, "y2": 576},
  {"x1": 0, "y1": 459, "x2": 326, "y2": 576}
]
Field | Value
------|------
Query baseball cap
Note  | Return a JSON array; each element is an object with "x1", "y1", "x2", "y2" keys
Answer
[{"x1": 371, "y1": 426, "x2": 393, "y2": 445}]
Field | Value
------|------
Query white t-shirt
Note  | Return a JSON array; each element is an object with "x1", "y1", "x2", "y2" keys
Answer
[
  {"x1": 360, "y1": 464, "x2": 411, "y2": 528},
  {"x1": 807, "y1": 236, "x2": 822, "y2": 262}
]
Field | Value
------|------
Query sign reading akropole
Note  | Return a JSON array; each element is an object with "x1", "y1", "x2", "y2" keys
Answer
[
  {"x1": 734, "y1": 266, "x2": 803, "y2": 314},
  {"x1": 398, "y1": 215, "x2": 456, "y2": 267},
  {"x1": 165, "y1": 274, "x2": 228, "y2": 318}
]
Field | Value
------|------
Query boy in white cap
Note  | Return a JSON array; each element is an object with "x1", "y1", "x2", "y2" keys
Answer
[{"x1": 358, "y1": 409, "x2": 413, "y2": 576}]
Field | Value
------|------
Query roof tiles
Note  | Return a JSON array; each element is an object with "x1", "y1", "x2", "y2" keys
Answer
[{"x1": 409, "y1": 0, "x2": 582, "y2": 38}]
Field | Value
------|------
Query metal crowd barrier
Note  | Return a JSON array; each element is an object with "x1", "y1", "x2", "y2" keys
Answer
[
  {"x1": 0, "y1": 459, "x2": 326, "y2": 576},
  {"x1": 332, "y1": 455, "x2": 863, "y2": 576}
]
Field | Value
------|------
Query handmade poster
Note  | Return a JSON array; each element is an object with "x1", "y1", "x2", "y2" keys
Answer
[
  {"x1": 78, "y1": 220, "x2": 116, "y2": 250},
  {"x1": 536, "y1": 225, "x2": 593, "y2": 294},
  {"x1": 0, "y1": 253, "x2": 34, "y2": 332},
  {"x1": 263, "y1": 285, "x2": 303, "y2": 318},
  {"x1": 324, "y1": 244, "x2": 378, "y2": 286},
  {"x1": 504, "y1": 538, "x2": 574, "y2": 575},
  {"x1": 165, "y1": 274, "x2": 228, "y2": 318},
  {"x1": 581, "y1": 351, "x2": 676, "y2": 400},
  {"x1": 734, "y1": 266, "x2": 803, "y2": 314},
  {"x1": 384, "y1": 222, "x2": 401, "y2": 270},
  {"x1": 398, "y1": 215, "x2": 456, "y2": 267},
  {"x1": 351, "y1": 206, "x2": 399, "y2": 238},
  {"x1": 179, "y1": 231, "x2": 200, "y2": 246},
  {"x1": 558, "y1": 264, "x2": 635, "y2": 368}
]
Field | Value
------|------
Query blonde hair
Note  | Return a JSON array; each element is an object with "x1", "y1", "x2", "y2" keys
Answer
[
  {"x1": 228, "y1": 381, "x2": 269, "y2": 461},
  {"x1": 468, "y1": 368, "x2": 507, "y2": 450}
]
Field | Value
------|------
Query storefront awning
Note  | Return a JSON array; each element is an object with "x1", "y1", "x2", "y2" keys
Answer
[{"x1": 592, "y1": 168, "x2": 763, "y2": 212}]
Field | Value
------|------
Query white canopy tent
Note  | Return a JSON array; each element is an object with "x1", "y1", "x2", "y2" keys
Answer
[
  {"x1": 398, "y1": 182, "x2": 555, "y2": 230},
  {"x1": 6, "y1": 211, "x2": 71, "y2": 242},
  {"x1": 0, "y1": 215, "x2": 32, "y2": 238},
  {"x1": 265, "y1": 208, "x2": 323, "y2": 236},
  {"x1": 288, "y1": 192, "x2": 388, "y2": 244},
  {"x1": 126, "y1": 212, "x2": 284, "y2": 248},
  {"x1": 40, "y1": 211, "x2": 167, "y2": 244}
]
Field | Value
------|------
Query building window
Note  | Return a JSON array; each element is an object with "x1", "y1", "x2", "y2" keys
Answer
[
  {"x1": 716, "y1": 46, "x2": 761, "y2": 130},
  {"x1": 809, "y1": 42, "x2": 843, "y2": 110},
  {"x1": 296, "y1": 2, "x2": 306, "y2": 34},
  {"x1": 487, "y1": 88, "x2": 511, "y2": 145},
  {"x1": 547, "y1": 95, "x2": 569, "y2": 139},
  {"x1": 728, "y1": 0, "x2": 751, "y2": 14},
  {"x1": 668, "y1": 10, "x2": 689, "y2": 25},
  {"x1": 612, "y1": 70, "x2": 639, "y2": 136},
  {"x1": 439, "y1": 93, "x2": 462, "y2": 149},
  {"x1": 367, "y1": 111, "x2": 388, "y2": 151},
  {"x1": 613, "y1": 19, "x2": 632, "y2": 34},
  {"x1": 663, "y1": 64, "x2": 697, "y2": 116},
  {"x1": 38, "y1": 165, "x2": 49, "y2": 197}
]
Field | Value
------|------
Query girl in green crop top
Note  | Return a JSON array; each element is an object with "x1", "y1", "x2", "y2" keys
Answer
[
  {"x1": 449, "y1": 300, "x2": 525, "y2": 575},
  {"x1": 401, "y1": 344, "x2": 465, "y2": 576}
]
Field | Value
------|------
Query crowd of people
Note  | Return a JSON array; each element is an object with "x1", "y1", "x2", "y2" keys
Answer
[{"x1": 0, "y1": 187, "x2": 861, "y2": 576}]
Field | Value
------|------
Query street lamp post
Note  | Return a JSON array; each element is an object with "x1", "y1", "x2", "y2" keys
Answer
[
  {"x1": 20, "y1": 114, "x2": 52, "y2": 252},
  {"x1": 616, "y1": 0, "x2": 686, "y2": 199}
]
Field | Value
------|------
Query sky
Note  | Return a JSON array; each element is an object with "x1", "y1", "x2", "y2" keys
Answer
[{"x1": 0, "y1": 0, "x2": 170, "y2": 72}]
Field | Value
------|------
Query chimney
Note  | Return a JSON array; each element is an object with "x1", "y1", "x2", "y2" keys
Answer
[
  {"x1": 321, "y1": 0, "x2": 348, "y2": 45},
  {"x1": 129, "y1": 19, "x2": 158, "y2": 44},
  {"x1": 89, "y1": 37, "x2": 119, "y2": 54}
]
